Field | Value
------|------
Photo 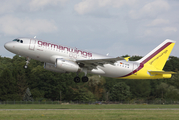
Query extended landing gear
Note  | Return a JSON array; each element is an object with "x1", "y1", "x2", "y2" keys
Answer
[
  {"x1": 73, "y1": 76, "x2": 89, "y2": 83},
  {"x1": 24, "y1": 65, "x2": 28, "y2": 69},
  {"x1": 82, "y1": 76, "x2": 88, "y2": 82},
  {"x1": 74, "y1": 76, "x2": 80, "y2": 83},
  {"x1": 24, "y1": 57, "x2": 31, "y2": 69},
  {"x1": 74, "y1": 68, "x2": 89, "y2": 83}
]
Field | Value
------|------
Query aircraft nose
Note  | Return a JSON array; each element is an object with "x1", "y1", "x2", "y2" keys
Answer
[
  {"x1": 4, "y1": 42, "x2": 14, "y2": 52},
  {"x1": 4, "y1": 42, "x2": 10, "y2": 50}
]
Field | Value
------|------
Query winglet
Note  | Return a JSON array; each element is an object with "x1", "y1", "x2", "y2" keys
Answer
[{"x1": 124, "y1": 57, "x2": 130, "y2": 62}]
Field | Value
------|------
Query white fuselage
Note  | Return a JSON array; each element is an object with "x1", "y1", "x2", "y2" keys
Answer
[{"x1": 4, "y1": 38, "x2": 139, "y2": 78}]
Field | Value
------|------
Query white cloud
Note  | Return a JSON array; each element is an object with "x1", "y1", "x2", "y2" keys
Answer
[
  {"x1": 74, "y1": 0, "x2": 96, "y2": 15},
  {"x1": 0, "y1": 0, "x2": 23, "y2": 14},
  {"x1": 163, "y1": 27, "x2": 177, "y2": 32},
  {"x1": 142, "y1": 0, "x2": 169, "y2": 13},
  {"x1": 98, "y1": 0, "x2": 137, "y2": 8},
  {"x1": 0, "y1": 0, "x2": 68, "y2": 14},
  {"x1": 29, "y1": 0, "x2": 68, "y2": 11},
  {"x1": 129, "y1": 0, "x2": 170, "y2": 19},
  {"x1": 0, "y1": 15, "x2": 57, "y2": 36},
  {"x1": 147, "y1": 18, "x2": 169, "y2": 26},
  {"x1": 74, "y1": 0, "x2": 137, "y2": 15}
]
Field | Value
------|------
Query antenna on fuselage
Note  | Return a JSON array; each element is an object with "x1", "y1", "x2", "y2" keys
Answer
[
  {"x1": 34, "y1": 36, "x2": 36, "y2": 39},
  {"x1": 106, "y1": 53, "x2": 109, "y2": 56}
]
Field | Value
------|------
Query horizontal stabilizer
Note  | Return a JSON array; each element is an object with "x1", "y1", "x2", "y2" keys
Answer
[{"x1": 148, "y1": 71, "x2": 176, "y2": 75}]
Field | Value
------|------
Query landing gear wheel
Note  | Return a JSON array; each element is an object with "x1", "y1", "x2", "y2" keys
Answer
[
  {"x1": 24, "y1": 65, "x2": 28, "y2": 69},
  {"x1": 82, "y1": 76, "x2": 89, "y2": 82},
  {"x1": 74, "y1": 76, "x2": 80, "y2": 83}
]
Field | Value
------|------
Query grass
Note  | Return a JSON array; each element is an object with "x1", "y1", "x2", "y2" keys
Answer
[
  {"x1": 0, "y1": 104, "x2": 179, "y2": 109},
  {"x1": 0, "y1": 110, "x2": 179, "y2": 120},
  {"x1": 0, "y1": 104, "x2": 179, "y2": 120}
]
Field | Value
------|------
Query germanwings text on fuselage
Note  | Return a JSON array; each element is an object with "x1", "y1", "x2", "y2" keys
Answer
[{"x1": 38, "y1": 41, "x2": 92, "y2": 58}]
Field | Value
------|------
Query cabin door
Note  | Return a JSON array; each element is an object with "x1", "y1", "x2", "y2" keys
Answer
[{"x1": 29, "y1": 39, "x2": 36, "y2": 50}]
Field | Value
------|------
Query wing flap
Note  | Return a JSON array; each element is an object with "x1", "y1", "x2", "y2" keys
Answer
[{"x1": 76, "y1": 57, "x2": 124, "y2": 69}]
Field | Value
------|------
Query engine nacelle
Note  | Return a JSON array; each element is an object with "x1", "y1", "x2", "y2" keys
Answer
[
  {"x1": 56, "y1": 58, "x2": 80, "y2": 72},
  {"x1": 44, "y1": 63, "x2": 66, "y2": 73}
]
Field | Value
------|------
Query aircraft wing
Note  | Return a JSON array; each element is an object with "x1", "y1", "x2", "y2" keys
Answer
[
  {"x1": 148, "y1": 71, "x2": 176, "y2": 75},
  {"x1": 76, "y1": 57, "x2": 124, "y2": 69}
]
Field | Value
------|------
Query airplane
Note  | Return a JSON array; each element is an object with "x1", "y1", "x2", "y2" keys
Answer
[{"x1": 4, "y1": 38, "x2": 176, "y2": 83}]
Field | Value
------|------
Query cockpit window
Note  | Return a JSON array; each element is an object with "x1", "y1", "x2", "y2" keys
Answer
[
  {"x1": 13, "y1": 39, "x2": 20, "y2": 41},
  {"x1": 13, "y1": 39, "x2": 23, "y2": 43}
]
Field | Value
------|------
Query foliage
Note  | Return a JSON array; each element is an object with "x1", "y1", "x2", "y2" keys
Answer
[
  {"x1": 156, "y1": 82, "x2": 179, "y2": 100},
  {"x1": 88, "y1": 75, "x2": 106, "y2": 100},
  {"x1": 0, "y1": 55, "x2": 179, "y2": 101},
  {"x1": 109, "y1": 82, "x2": 131, "y2": 101},
  {"x1": 125, "y1": 80, "x2": 151, "y2": 99},
  {"x1": 0, "y1": 68, "x2": 19, "y2": 101},
  {"x1": 164, "y1": 56, "x2": 179, "y2": 71},
  {"x1": 71, "y1": 86, "x2": 95, "y2": 101}
]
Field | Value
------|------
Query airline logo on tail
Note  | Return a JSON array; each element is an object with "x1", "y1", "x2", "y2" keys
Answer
[
  {"x1": 139, "y1": 39, "x2": 175, "y2": 70},
  {"x1": 149, "y1": 50, "x2": 168, "y2": 65},
  {"x1": 120, "y1": 39, "x2": 176, "y2": 79}
]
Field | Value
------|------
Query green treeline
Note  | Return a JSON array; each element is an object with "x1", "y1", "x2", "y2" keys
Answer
[{"x1": 0, "y1": 55, "x2": 179, "y2": 101}]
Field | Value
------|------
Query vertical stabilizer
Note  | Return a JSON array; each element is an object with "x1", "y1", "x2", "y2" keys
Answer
[{"x1": 137, "y1": 39, "x2": 176, "y2": 70}]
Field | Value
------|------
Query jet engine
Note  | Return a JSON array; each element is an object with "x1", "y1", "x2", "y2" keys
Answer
[
  {"x1": 44, "y1": 63, "x2": 66, "y2": 73},
  {"x1": 56, "y1": 58, "x2": 80, "y2": 72}
]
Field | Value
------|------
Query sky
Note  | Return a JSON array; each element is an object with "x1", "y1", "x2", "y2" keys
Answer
[{"x1": 1, "y1": 0, "x2": 179, "y2": 58}]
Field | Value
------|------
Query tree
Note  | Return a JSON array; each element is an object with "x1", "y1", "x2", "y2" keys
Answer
[
  {"x1": 0, "y1": 68, "x2": 19, "y2": 101},
  {"x1": 149, "y1": 79, "x2": 162, "y2": 100},
  {"x1": 71, "y1": 86, "x2": 95, "y2": 101},
  {"x1": 156, "y1": 82, "x2": 179, "y2": 100},
  {"x1": 126, "y1": 80, "x2": 151, "y2": 99},
  {"x1": 129, "y1": 56, "x2": 142, "y2": 61},
  {"x1": 163, "y1": 72, "x2": 179, "y2": 90},
  {"x1": 88, "y1": 75, "x2": 106, "y2": 100},
  {"x1": 164, "y1": 56, "x2": 179, "y2": 71},
  {"x1": 109, "y1": 82, "x2": 131, "y2": 101},
  {"x1": 12, "y1": 61, "x2": 28, "y2": 100}
]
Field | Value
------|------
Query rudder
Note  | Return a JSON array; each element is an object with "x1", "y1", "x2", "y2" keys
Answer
[{"x1": 137, "y1": 39, "x2": 176, "y2": 70}]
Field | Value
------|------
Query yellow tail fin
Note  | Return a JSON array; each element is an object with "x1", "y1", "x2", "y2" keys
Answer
[{"x1": 138, "y1": 39, "x2": 176, "y2": 70}]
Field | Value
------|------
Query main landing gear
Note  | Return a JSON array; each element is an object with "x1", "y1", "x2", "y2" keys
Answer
[
  {"x1": 24, "y1": 57, "x2": 31, "y2": 69},
  {"x1": 74, "y1": 76, "x2": 89, "y2": 83},
  {"x1": 74, "y1": 68, "x2": 89, "y2": 83}
]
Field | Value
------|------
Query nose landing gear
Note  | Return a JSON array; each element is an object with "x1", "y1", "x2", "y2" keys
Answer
[{"x1": 24, "y1": 57, "x2": 31, "y2": 69}]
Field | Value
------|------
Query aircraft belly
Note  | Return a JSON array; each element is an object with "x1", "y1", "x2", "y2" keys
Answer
[{"x1": 98, "y1": 64, "x2": 132, "y2": 78}]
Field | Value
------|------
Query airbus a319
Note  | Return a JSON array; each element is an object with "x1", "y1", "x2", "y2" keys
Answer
[{"x1": 4, "y1": 38, "x2": 176, "y2": 83}]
